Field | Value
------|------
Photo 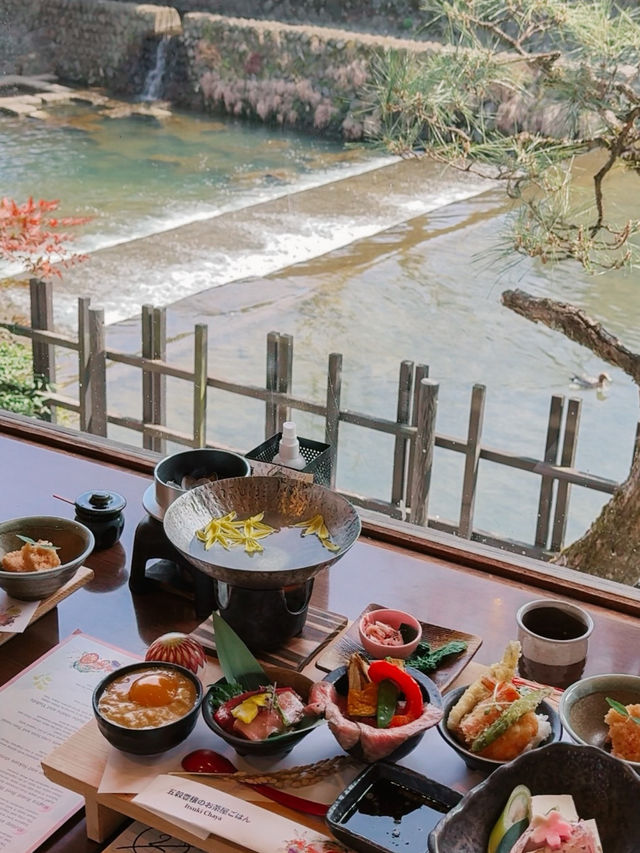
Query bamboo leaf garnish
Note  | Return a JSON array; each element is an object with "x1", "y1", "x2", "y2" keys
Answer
[
  {"x1": 16, "y1": 535, "x2": 60, "y2": 551},
  {"x1": 606, "y1": 697, "x2": 640, "y2": 725},
  {"x1": 212, "y1": 613, "x2": 268, "y2": 692}
]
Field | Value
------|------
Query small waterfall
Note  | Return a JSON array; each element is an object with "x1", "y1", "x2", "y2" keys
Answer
[{"x1": 140, "y1": 36, "x2": 169, "y2": 101}]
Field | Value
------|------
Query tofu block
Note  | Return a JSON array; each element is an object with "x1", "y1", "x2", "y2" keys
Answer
[{"x1": 530, "y1": 794, "x2": 579, "y2": 822}]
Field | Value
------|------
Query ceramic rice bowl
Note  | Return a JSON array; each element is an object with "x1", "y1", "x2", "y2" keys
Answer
[
  {"x1": 428, "y1": 742, "x2": 640, "y2": 853},
  {"x1": 321, "y1": 665, "x2": 443, "y2": 762},
  {"x1": 0, "y1": 515, "x2": 94, "y2": 600},
  {"x1": 201, "y1": 665, "x2": 322, "y2": 757},
  {"x1": 437, "y1": 684, "x2": 562, "y2": 773},
  {"x1": 559, "y1": 673, "x2": 640, "y2": 773}
]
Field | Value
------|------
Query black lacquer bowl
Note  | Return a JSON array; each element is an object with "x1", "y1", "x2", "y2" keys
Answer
[
  {"x1": 437, "y1": 684, "x2": 562, "y2": 773},
  {"x1": 93, "y1": 661, "x2": 203, "y2": 755},
  {"x1": 201, "y1": 664, "x2": 322, "y2": 757},
  {"x1": 322, "y1": 665, "x2": 442, "y2": 762},
  {"x1": 428, "y1": 742, "x2": 640, "y2": 853}
]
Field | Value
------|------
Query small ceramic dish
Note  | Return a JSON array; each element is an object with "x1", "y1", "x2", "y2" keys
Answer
[
  {"x1": 201, "y1": 664, "x2": 322, "y2": 757},
  {"x1": 428, "y1": 742, "x2": 640, "y2": 853},
  {"x1": 93, "y1": 661, "x2": 203, "y2": 755},
  {"x1": 327, "y1": 761, "x2": 462, "y2": 853},
  {"x1": 358, "y1": 608, "x2": 422, "y2": 659},
  {"x1": 437, "y1": 685, "x2": 562, "y2": 773},
  {"x1": 559, "y1": 673, "x2": 640, "y2": 773},
  {"x1": 0, "y1": 515, "x2": 94, "y2": 600}
]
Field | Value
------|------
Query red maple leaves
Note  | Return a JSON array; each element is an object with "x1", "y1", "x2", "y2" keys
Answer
[{"x1": 0, "y1": 197, "x2": 91, "y2": 279}]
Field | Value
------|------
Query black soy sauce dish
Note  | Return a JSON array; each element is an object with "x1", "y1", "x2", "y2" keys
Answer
[{"x1": 326, "y1": 762, "x2": 462, "y2": 853}]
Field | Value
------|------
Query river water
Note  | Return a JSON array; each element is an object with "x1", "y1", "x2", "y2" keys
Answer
[{"x1": 2, "y1": 101, "x2": 639, "y2": 551}]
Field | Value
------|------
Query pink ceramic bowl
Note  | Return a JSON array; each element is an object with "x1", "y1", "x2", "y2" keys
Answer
[{"x1": 358, "y1": 608, "x2": 422, "y2": 659}]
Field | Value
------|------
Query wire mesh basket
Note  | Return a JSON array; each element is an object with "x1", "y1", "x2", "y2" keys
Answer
[{"x1": 246, "y1": 433, "x2": 332, "y2": 487}]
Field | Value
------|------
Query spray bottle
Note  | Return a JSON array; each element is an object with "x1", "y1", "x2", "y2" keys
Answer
[{"x1": 271, "y1": 421, "x2": 306, "y2": 470}]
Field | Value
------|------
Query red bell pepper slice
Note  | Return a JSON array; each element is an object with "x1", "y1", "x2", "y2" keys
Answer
[{"x1": 368, "y1": 660, "x2": 424, "y2": 728}]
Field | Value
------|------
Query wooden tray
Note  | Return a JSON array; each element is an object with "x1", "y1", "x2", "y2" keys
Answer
[
  {"x1": 42, "y1": 717, "x2": 334, "y2": 850},
  {"x1": 0, "y1": 566, "x2": 94, "y2": 646},
  {"x1": 189, "y1": 604, "x2": 348, "y2": 672},
  {"x1": 314, "y1": 602, "x2": 482, "y2": 691}
]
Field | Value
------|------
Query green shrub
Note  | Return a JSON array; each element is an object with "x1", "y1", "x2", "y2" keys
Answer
[{"x1": 0, "y1": 338, "x2": 50, "y2": 418}]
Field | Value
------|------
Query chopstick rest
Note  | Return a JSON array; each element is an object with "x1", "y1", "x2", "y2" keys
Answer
[{"x1": 133, "y1": 774, "x2": 346, "y2": 853}]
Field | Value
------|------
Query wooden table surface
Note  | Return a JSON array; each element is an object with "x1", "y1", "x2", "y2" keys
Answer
[{"x1": 1, "y1": 431, "x2": 639, "y2": 853}]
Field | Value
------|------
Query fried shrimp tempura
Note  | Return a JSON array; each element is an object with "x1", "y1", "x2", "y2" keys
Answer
[
  {"x1": 447, "y1": 640, "x2": 521, "y2": 732},
  {"x1": 475, "y1": 710, "x2": 538, "y2": 761},
  {"x1": 1, "y1": 540, "x2": 61, "y2": 573}
]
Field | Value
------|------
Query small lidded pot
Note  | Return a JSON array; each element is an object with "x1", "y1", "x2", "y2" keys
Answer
[{"x1": 74, "y1": 490, "x2": 126, "y2": 551}]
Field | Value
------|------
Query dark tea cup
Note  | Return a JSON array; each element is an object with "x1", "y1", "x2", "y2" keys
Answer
[{"x1": 516, "y1": 599, "x2": 594, "y2": 688}]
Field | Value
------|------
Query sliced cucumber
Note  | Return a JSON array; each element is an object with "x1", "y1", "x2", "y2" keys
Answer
[
  {"x1": 494, "y1": 819, "x2": 529, "y2": 853},
  {"x1": 487, "y1": 784, "x2": 531, "y2": 853}
]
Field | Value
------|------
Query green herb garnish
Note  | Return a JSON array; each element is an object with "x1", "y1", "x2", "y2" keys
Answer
[
  {"x1": 406, "y1": 640, "x2": 468, "y2": 673},
  {"x1": 606, "y1": 697, "x2": 640, "y2": 725},
  {"x1": 16, "y1": 535, "x2": 60, "y2": 551},
  {"x1": 207, "y1": 681, "x2": 244, "y2": 710}
]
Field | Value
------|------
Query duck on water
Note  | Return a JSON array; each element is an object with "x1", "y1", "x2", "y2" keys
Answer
[{"x1": 570, "y1": 372, "x2": 612, "y2": 389}]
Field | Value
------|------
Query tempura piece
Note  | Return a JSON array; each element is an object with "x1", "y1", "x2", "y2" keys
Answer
[
  {"x1": 447, "y1": 640, "x2": 521, "y2": 731},
  {"x1": 604, "y1": 702, "x2": 640, "y2": 761},
  {"x1": 2, "y1": 539, "x2": 61, "y2": 573}
]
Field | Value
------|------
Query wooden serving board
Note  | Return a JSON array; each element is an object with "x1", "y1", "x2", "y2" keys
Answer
[
  {"x1": 314, "y1": 602, "x2": 482, "y2": 690},
  {"x1": 0, "y1": 566, "x2": 94, "y2": 646},
  {"x1": 190, "y1": 604, "x2": 348, "y2": 673},
  {"x1": 41, "y1": 717, "x2": 332, "y2": 850}
]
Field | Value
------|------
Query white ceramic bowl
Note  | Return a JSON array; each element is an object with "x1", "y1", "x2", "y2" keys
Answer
[
  {"x1": 0, "y1": 516, "x2": 94, "y2": 600},
  {"x1": 358, "y1": 608, "x2": 422, "y2": 659},
  {"x1": 559, "y1": 673, "x2": 640, "y2": 773}
]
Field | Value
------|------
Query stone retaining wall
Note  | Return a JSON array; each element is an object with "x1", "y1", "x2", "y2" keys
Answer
[
  {"x1": 3, "y1": 0, "x2": 442, "y2": 139},
  {"x1": 1, "y1": 0, "x2": 181, "y2": 91},
  {"x1": 171, "y1": 0, "x2": 426, "y2": 40},
  {"x1": 177, "y1": 14, "x2": 438, "y2": 138}
]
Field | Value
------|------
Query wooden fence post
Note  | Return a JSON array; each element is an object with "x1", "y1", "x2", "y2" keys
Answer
[
  {"x1": 551, "y1": 397, "x2": 581, "y2": 551},
  {"x1": 193, "y1": 323, "x2": 208, "y2": 447},
  {"x1": 325, "y1": 353, "x2": 342, "y2": 489},
  {"x1": 409, "y1": 378, "x2": 439, "y2": 527},
  {"x1": 406, "y1": 364, "x2": 429, "y2": 503},
  {"x1": 392, "y1": 360, "x2": 414, "y2": 508},
  {"x1": 141, "y1": 305, "x2": 166, "y2": 453},
  {"x1": 458, "y1": 383, "x2": 486, "y2": 538},
  {"x1": 77, "y1": 297, "x2": 91, "y2": 432},
  {"x1": 87, "y1": 308, "x2": 107, "y2": 436},
  {"x1": 29, "y1": 278, "x2": 56, "y2": 422},
  {"x1": 535, "y1": 395, "x2": 565, "y2": 550},
  {"x1": 265, "y1": 331, "x2": 293, "y2": 437},
  {"x1": 275, "y1": 333, "x2": 293, "y2": 430}
]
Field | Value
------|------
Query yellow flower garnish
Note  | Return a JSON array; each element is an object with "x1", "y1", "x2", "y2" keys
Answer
[
  {"x1": 196, "y1": 511, "x2": 277, "y2": 553},
  {"x1": 294, "y1": 514, "x2": 340, "y2": 551}
]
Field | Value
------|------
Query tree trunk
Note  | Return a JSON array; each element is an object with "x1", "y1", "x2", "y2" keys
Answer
[
  {"x1": 553, "y1": 451, "x2": 640, "y2": 585},
  {"x1": 501, "y1": 288, "x2": 640, "y2": 585}
]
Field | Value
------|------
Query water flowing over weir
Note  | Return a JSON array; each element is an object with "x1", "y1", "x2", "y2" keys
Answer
[{"x1": 140, "y1": 37, "x2": 170, "y2": 102}]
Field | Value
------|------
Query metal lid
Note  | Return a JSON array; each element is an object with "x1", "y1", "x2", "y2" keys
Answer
[{"x1": 75, "y1": 490, "x2": 127, "y2": 517}]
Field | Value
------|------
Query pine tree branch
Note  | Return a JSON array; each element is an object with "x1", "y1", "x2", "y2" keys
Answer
[{"x1": 501, "y1": 289, "x2": 640, "y2": 384}]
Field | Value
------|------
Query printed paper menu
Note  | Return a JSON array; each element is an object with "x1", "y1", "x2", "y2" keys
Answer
[{"x1": 0, "y1": 631, "x2": 139, "y2": 853}]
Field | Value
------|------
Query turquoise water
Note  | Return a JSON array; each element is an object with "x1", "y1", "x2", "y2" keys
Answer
[{"x1": 0, "y1": 102, "x2": 389, "y2": 254}]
